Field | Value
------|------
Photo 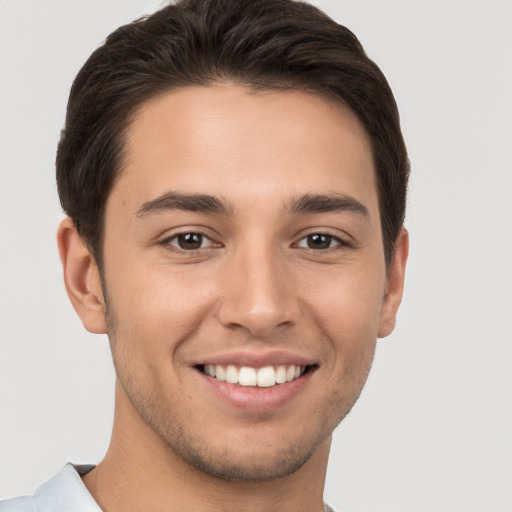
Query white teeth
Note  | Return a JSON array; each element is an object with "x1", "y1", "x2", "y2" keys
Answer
[
  {"x1": 215, "y1": 365, "x2": 225, "y2": 381},
  {"x1": 239, "y1": 366, "x2": 257, "y2": 386},
  {"x1": 203, "y1": 364, "x2": 307, "y2": 387},
  {"x1": 275, "y1": 365, "x2": 287, "y2": 384},
  {"x1": 225, "y1": 364, "x2": 239, "y2": 384},
  {"x1": 257, "y1": 366, "x2": 276, "y2": 387}
]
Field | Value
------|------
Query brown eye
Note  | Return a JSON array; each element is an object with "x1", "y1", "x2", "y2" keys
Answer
[
  {"x1": 178, "y1": 233, "x2": 203, "y2": 250},
  {"x1": 296, "y1": 233, "x2": 347, "y2": 251},
  {"x1": 308, "y1": 234, "x2": 332, "y2": 249},
  {"x1": 302, "y1": 234, "x2": 336, "y2": 250},
  {"x1": 167, "y1": 233, "x2": 209, "y2": 250}
]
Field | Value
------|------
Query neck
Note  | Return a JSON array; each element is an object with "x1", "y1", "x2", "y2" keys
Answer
[{"x1": 83, "y1": 382, "x2": 331, "y2": 512}]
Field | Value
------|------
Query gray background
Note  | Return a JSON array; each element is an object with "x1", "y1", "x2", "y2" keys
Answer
[{"x1": 1, "y1": 1, "x2": 511, "y2": 510}]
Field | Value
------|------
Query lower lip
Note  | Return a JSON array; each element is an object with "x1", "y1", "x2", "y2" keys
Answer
[{"x1": 196, "y1": 369, "x2": 313, "y2": 413}]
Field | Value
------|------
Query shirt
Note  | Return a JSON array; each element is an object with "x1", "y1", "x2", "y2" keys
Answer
[
  {"x1": 0, "y1": 464, "x2": 99, "y2": 512},
  {"x1": 0, "y1": 464, "x2": 337, "y2": 511}
]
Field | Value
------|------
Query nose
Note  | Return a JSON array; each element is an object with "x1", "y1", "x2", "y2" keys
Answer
[{"x1": 215, "y1": 243, "x2": 300, "y2": 338}]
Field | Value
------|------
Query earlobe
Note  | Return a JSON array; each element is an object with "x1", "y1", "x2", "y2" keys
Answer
[
  {"x1": 57, "y1": 218, "x2": 107, "y2": 334},
  {"x1": 378, "y1": 227, "x2": 409, "y2": 338}
]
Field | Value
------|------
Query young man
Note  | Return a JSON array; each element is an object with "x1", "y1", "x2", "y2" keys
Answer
[{"x1": 0, "y1": 0, "x2": 408, "y2": 510}]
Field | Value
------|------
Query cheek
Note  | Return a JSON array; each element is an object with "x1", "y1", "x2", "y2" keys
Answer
[
  {"x1": 301, "y1": 260, "x2": 385, "y2": 378},
  {"x1": 105, "y1": 266, "x2": 216, "y2": 359},
  {"x1": 305, "y1": 262, "x2": 386, "y2": 336}
]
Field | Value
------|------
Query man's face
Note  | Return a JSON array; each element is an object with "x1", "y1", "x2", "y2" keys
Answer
[{"x1": 99, "y1": 83, "x2": 401, "y2": 480}]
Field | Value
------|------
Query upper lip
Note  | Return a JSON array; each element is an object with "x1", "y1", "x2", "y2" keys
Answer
[{"x1": 192, "y1": 349, "x2": 317, "y2": 368}]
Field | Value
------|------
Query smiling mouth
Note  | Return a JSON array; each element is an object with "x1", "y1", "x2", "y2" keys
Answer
[{"x1": 198, "y1": 364, "x2": 314, "y2": 388}]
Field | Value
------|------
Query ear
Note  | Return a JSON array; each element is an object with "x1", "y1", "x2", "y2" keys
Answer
[
  {"x1": 378, "y1": 227, "x2": 409, "y2": 338},
  {"x1": 57, "y1": 218, "x2": 107, "y2": 334}
]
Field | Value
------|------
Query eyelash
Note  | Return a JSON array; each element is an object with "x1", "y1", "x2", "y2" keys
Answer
[
  {"x1": 160, "y1": 232, "x2": 219, "y2": 252},
  {"x1": 160, "y1": 231, "x2": 351, "y2": 253},
  {"x1": 294, "y1": 233, "x2": 349, "y2": 252}
]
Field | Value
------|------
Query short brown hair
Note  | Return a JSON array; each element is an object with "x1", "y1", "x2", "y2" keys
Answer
[{"x1": 56, "y1": 0, "x2": 409, "y2": 267}]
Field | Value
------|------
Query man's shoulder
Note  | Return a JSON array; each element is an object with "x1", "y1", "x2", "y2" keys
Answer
[{"x1": 0, "y1": 463, "x2": 100, "y2": 512}]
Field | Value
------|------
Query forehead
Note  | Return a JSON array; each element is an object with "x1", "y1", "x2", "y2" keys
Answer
[{"x1": 112, "y1": 83, "x2": 377, "y2": 217}]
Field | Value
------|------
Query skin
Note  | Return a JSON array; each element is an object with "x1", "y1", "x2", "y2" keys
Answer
[{"x1": 58, "y1": 83, "x2": 408, "y2": 512}]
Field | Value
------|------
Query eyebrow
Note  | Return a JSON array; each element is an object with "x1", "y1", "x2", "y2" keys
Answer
[
  {"x1": 137, "y1": 191, "x2": 234, "y2": 218},
  {"x1": 288, "y1": 193, "x2": 369, "y2": 218},
  {"x1": 136, "y1": 191, "x2": 369, "y2": 219}
]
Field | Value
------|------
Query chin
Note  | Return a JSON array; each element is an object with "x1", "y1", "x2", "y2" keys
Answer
[{"x1": 168, "y1": 433, "x2": 322, "y2": 482}]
